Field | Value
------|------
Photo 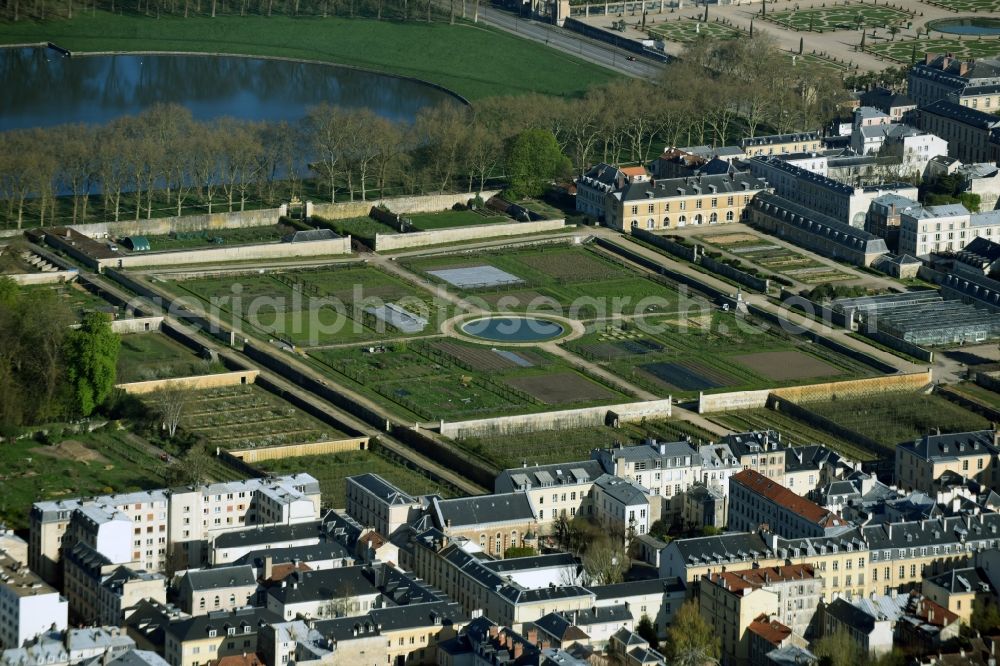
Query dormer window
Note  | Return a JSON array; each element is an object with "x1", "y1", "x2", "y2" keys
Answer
[{"x1": 208, "y1": 630, "x2": 217, "y2": 638}]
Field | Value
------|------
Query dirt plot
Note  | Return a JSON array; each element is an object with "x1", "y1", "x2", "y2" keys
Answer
[
  {"x1": 431, "y1": 341, "x2": 548, "y2": 372},
  {"x1": 505, "y1": 372, "x2": 617, "y2": 404},
  {"x1": 479, "y1": 290, "x2": 561, "y2": 311},
  {"x1": 516, "y1": 250, "x2": 629, "y2": 282},
  {"x1": 640, "y1": 360, "x2": 735, "y2": 391},
  {"x1": 731, "y1": 350, "x2": 841, "y2": 382},
  {"x1": 579, "y1": 338, "x2": 665, "y2": 360},
  {"x1": 706, "y1": 233, "x2": 761, "y2": 245},
  {"x1": 33, "y1": 440, "x2": 109, "y2": 464}
]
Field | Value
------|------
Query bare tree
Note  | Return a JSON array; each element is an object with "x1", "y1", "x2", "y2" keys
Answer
[{"x1": 157, "y1": 385, "x2": 191, "y2": 438}]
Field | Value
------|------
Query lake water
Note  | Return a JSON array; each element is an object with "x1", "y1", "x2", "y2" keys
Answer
[
  {"x1": 928, "y1": 17, "x2": 1000, "y2": 36},
  {"x1": 0, "y1": 46, "x2": 461, "y2": 131}
]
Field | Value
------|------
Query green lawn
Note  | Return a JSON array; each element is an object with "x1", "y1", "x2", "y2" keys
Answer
[
  {"x1": 257, "y1": 449, "x2": 456, "y2": 509},
  {"x1": 23, "y1": 282, "x2": 118, "y2": 320},
  {"x1": 405, "y1": 245, "x2": 681, "y2": 317},
  {"x1": 405, "y1": 209, "x2": 506, "y2": 231},
  {"x1": 0, "y1": 428, "x2": 170, "y2": 529},
  {"x1": 0, "y1": 13, "x2": 615, "y2": 100},
  {"x1": 117, "y1": 332, "x2": 224, "y2": 382},
  {"x1": 135, "y1": 225, "x2": 290, "y2": 252}
]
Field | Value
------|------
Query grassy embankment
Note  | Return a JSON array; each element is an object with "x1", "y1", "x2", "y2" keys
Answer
[{"x1": 0, "y1": 12, "x2": 616, "y2": 100}]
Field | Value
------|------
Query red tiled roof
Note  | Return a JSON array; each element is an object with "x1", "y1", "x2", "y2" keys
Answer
[
  {"x1": 212, "y1": 655, "x2": 263, "y2": 666},
  {"x1": 268, "y1": 562, "x2": 311, "y2": 582},
  {"x1": 359, "y1": 531, "x2": 388, "y2": 549},
  {"x1": 910, "y1": 593, "x2": 960, "y2": 627},
  {"x1": 704, "y1": 564, "x2": 816, "y2": 595},
  {"x1": 747, "y1": 614, "x2": 792, "y2": 646},
  {"x1": 732, "y1": 469, "x2": 845, "y2": 527},
  {"x1": 620, "y1": 166, "x2": 648, "y2": 176}
]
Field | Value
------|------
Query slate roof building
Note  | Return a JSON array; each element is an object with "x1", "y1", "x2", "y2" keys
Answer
[
  {"x1": 909, "y1": 54, "x2": 1000, "y2": 109},
  {"x1": 895, "y1": 430, "x2": 997, "y2": 494},
  {"x1": 728, "y1": 470, "x2": 849, "y2": 539},
  {"x1": 432, "y1": 493, "x2": 538, "y2": 558},
  {"x1": 176, "y1": 566, "x2": 257, "y2": 616}
]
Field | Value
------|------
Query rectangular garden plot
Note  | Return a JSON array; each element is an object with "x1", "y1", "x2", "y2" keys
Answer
[
  {"x1": 117, "y1": 332, "x2": 222, "y2": 383},
  {"x1": 505, "y1": 372, "x2": 618, "y2": 404},
  {"x1": 428, "y1": 266, "x2": 523, "y2": 289},
  {"x1": 144, "y1": 385, "x2": 348, "y2": 451},
  {"x1": 640, "y1": 361, "x2": 736, "y2": 392},
  {"x1": 730, "y1": 350, "x2": 841, "y2": 382}
]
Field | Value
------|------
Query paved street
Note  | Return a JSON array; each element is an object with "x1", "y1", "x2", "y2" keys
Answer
[{"x1": 469, "y1": 4, "x2": 664, "y2": 78}]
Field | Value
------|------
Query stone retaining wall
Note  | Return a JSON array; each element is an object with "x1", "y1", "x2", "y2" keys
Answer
[
  {"x1": 7, "y1": 270, "x2": 79, "y2": 285},
  {"x1": 97, "y1": 237, "x2": 352, "y2": 270},
  {"x1": 697, "y1": 371, "x2": 933, "y2": 413},
  {"x1": 310, "y1": 190, "x2": 501, "y2": 221},
  {"x1": 226, "y1": 437, "x2": 370, "y2": 463},
  {"x1": 110, "y1": 317, "x2": 164, "y2": 334},
  {"x1": 69, "y1": 207, "x2": 287, "y2": 239},
  {"x1": 115, "y1": 370, "x2": 258, "y2": 395},
  {"x1": 373, "y1": 220, "x2": 566, "y2": 252},
  {"x1": 438, "y1": 398, "x2": 673, "y2": 439}
]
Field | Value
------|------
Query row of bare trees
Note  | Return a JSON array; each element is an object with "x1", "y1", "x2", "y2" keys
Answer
[{"x1": 0, "y1": 35, "x2": 852, "y2": 229}]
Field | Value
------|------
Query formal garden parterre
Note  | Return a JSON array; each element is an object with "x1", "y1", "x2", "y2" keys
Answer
[
  {"x1": 866, "y1": 34, "x2": 1000, "y2": 63},
  {"x1": 765, "y1": 2, "x2": 913, "y2": 32}
]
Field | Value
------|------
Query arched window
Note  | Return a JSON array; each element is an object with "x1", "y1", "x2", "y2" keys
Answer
[
  {"x1": 214, "y1": 595, "x2": 220, "y2": 608},
  {"x1": 726, "y1": 210, "x2": 734, "y2": 222},
  {"x1": 631, "y1": 219, "x2": 638, "y2": 228},
  {"x1": 663, "y1": 216, "x2": 670, "y2": 228},
  {"x1": 479, "y1": 534, "x2": 486, "y2": 547},
  {"x1": 694, "y1": 214, "x2": 703, "y2": 225},
  {"x1": 511, "y1": 530, "x2": 518, "y2": 547},
  {"x1": 678, "y1": 215, "x2": 687, "y2": 227},
  {"x1": 647, "y1": 218, "x2": 655, "y2": 229},
  {"x1": 709, "y1": 212, "x2": 718, "y2": 224}
]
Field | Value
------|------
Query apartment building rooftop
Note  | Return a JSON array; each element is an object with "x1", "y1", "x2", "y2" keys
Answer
[
  {"x1": 740, "y1": 131, "x2": 821, "y2": 147},
  {"x1": 0, "y1": 553, "x2": 57, "y2": 598},
  {"x1": 618, "y1": 172, "x2": 765, "y2": 202},
  {"x1": 747, "y1": 615, "x2": 792, "y2": 645},
  {"x1": 668, "y1": 531, "x2": 774, "y2": 565},
  {"x1": 212, "y1": 520, "x2": 322, "y2": 549},
  {"x1": 861, "y1": 514, "x2": 1000, "y2": 550},
  {"x1": 898, "y1": 430, "x2": 996, "y2": 461},
  {"x1": 732, "y1": 469, "x2": 847, "y2": 528},
  {"x1": 593, "y1": 474, "x2": 648, "y2": 505},
  {"x1": 433, "y1": 493, "x2": 536, "y2": 529},
  {"x1": 750, "y1": 156, "x2": 855, "y2": 195},
  {"x1": 349, "y1": 473, "x2": 417, "y2": 505},
  {"x1": 498, "y1": 460, "x2": 604, "y2": 491},
  {"x1": 180, "y1": 565, "x2": 256, "y2": 592},
  {"x1": 922, "y1": 99, "x2": 1000, "y2": 130},
  {"x1": 924, "y1": 566, "x2": 993, "y2": 595},
  {"x1": 165, "y1": 607, "x2": 281, "y2": 643},
  {"x1": 704, "y1": 563, "x2": 817, "y2": 595}
]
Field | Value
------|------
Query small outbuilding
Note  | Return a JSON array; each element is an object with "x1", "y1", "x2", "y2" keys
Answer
[{"x1": 122, "y1": 236, "x2": 150, "y2": 252}]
